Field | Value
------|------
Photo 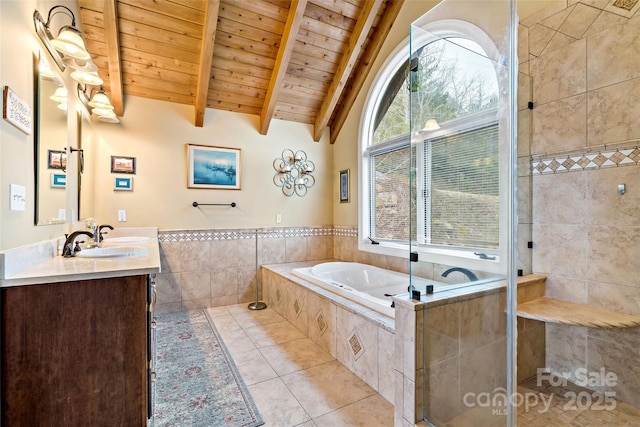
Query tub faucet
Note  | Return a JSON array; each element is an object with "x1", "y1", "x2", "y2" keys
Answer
[
  {"x1": 62, "y1": 231, "x2": 94, "y2": 257},
  {"x1": 441, "y1": 267, "x2": 478, "y2": 282}
]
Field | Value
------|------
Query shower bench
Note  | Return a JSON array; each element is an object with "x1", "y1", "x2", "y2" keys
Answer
[{"x1": 517, "y1": 296, "x2": 640, "y2": 328}]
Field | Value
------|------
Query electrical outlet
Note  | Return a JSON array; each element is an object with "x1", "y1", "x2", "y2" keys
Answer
[
  {"x1": 117, "y1": 210, "x2": 127, "y2": 222},
  {"x1": 276, "y1": 213, "x2": 282, "y2": 224}
]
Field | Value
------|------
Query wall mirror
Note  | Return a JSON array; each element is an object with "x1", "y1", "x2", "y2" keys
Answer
[{"x1": 34, "y1": 51, "x2": 68, "y2": 226}]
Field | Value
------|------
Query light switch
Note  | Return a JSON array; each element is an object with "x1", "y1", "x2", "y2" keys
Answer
[
  {"x1": 10, "y1": 184, "x2": 26, "y2": 211},
  {"x1": 118, "y1": 210, "x2": 127, "y2": 222}
]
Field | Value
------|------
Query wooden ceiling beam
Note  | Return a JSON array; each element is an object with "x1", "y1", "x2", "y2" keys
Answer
[
  {"x1": 103, "y1": 0, "x2": 124, "y2": 116},
  {"x1": 194, "y1": 0, "x2": 220, "y2": 127},
  {"x1": 259, "y1": 0, "x2": 308, "y2": 135},
  {"x1": 313, "y1": 0, "x2": 384, "y2": 142},
  {"x1": 330, "y1": 0, "x2": 404, "y2": 144}
]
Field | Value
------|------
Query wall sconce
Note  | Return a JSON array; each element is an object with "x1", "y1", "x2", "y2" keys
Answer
[
  {"x1": 272, "y1": 149, "x2": 315, "y2": 197},
  {"x1": 34, "y1": 5, "x2": 117, "y2": 123},
  {"x1": 80, "y1": 86, "x2": 119, "y2": 123}
]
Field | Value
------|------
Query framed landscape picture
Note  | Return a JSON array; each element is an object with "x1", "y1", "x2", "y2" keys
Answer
[
  {"x1": 187, "y1": 144, "x2": 241, "y2": 190},
  {"x1": 339, "y1": 169, "x2": 350, "y2": 203},
  {"x1": 111, "y1": 155, "x2": 136, "y2": 174}
]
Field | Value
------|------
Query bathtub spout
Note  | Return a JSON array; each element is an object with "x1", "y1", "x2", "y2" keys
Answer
[{"x1": 441, "y1": 267, "x2": 478, "y2": 282}]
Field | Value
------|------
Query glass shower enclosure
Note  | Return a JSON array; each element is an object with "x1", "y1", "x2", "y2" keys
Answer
[{"x1": 408, "y1": 0, "x2": 518, "y2": 425}]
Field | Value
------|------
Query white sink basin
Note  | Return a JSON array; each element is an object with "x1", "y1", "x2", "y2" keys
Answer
[
  {"x1": 102, "y1": 236, "x2": 151, "y2": 244},
  {"x1": 75, "y1": 246, "x2": 149, "y2": 258}
]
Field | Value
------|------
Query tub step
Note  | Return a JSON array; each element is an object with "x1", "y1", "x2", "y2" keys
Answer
[{"x1": 517, "y1": 297, "x2": 640, "y2": 328}]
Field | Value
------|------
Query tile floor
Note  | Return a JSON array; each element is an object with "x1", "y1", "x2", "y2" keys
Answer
[
  {"x1": 205, "y1": 303, "x2": 640, "y2": 427},
  {"x1": 205, "y1": 304, "x2": 394, "y2": 427}
]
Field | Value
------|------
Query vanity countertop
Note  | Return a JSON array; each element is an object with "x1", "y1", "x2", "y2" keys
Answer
[{"x1": 0, "y1": 227, "x2": 161, "y2": 287}]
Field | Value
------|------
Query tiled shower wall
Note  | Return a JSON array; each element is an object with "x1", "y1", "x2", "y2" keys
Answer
[{"x1": 520, "y1": 0, "x2": 640, "y2": 407}]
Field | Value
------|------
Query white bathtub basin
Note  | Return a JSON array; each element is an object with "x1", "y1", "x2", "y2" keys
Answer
[{"x1": 75, "y1": 246, "x2": 149, "y2": 258}]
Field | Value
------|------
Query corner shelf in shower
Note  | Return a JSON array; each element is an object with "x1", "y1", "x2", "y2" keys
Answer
[{"x1": 517, "y1": 297, "x2": 640, "y2": 328}]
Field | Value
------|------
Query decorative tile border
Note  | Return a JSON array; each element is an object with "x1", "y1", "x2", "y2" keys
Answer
[
  {"x1": 158, "y1": 226, "x2": 346, "y2": 243},
  {"x1": 531, "y1": 142, "x2": 640, "y2": 175}
]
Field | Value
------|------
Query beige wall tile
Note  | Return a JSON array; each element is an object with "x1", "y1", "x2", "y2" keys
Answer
[
  {"x1": 335, "y1": 307, "x2": 380, "y2": 391},
  {"x1": 378, "y1": 327, "x2": 395, "y2": 404},
  {"x1": 587, "y1": 78, "x2": 640, "y2": 145},
  {"x1": 459, "y1": 294, "x2": 501, "y2": 353},
  {"x1": 587, "y1": 225, "x2": 640, "y2": 287},
  {"x1": 285, "y1": 237, "x2": 307, "y2": 262},
  {"x1": 545, "y1": 323, "x2": 587, "y2": 379},
  {"x1": 181, "y1": 270, "x2": 210, "y2": 300},
  {"x1": 262, "y1": 237, "x2": 286, "y2": 264},
  {"x1": 180, "y1": 241, "x2": 210, "y2": 272},
  {"x1": 532, "y1": 94, "x2": 587, "y2": 154},
  {"x1": 237, "y1": 237, "x2": 258, "y2": 267},
  {"x1": 210, "y1": 239, "x2": 238, "y2": 269},
  {"x1": 531, "y1": 38, "x2": 586, "y2": 105},
  {"x1": 544, "y1": 274, "x2": 588, "y2": 303},
  {"x1": 425, "y1": 302, "x2": 460, "y2": 364},
  {"x1": 237, "y1": 265, "x2": 257, "y2": 303},
  {"x1": 306, "y1": 291, "x2": 337, "y2": 357},
  {"x1": 529, "y1": 24, "x2": 556, "y2": 56},
  {"x1": 584, "y1": 9, "x2": 628, "y2": 37},
  {"x1": 587, "y1": 19, "x2": 640, "y2": 89},
  {"x1": 211, "y1": 267, "x2": 238, "y2": 298},
  {"x1": 424, "y1": 356, "x2": 460, "y2": 423},
  {"x1": 533, "y1": 172, "x2": 587, "y2": 225},
  {"x1": 587, "y1": 160, "x2": 640, "y2": 227},
  {"x1": 159, "y1": 241, "x2": 181, "y2": 272},
  {"x1": 155, "y1": 272, "x2": 181, "y2": 304},
  {"x1": 588, "y1": 280, "x2": 640, "y2": 314},
  {"x1": 587, "y1": 337, "x2": 640, "y2": 407},
  {"x1": 532, "y1": 224, "x2": 588, "y2": 278},
  {"x1": 558, "y1": 3, "x2": 600, "y2": 39},
  {"x1": 517, "y1": 321, "x2": 545, "y2": 383},
  {"x1": 306, "y1": 235, "x2": 327, "y2": 260}
]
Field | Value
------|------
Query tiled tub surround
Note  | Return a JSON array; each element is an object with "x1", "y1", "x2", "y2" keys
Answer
[
  {"x1": 155, "y1": 226, "x2": 493, "y2": 314},
  {"x1": 520, "y1": 0, "x2": 640, "y2": 409},
  {"x1": 262, "y1": 262, "x2": 396, "y2": 407},
  {"x1": 263, "y1": 259, "x2": 547, "y2": 427},
  {"x1": 394, "y1": 275, "x2": 546, "y2": 426}
]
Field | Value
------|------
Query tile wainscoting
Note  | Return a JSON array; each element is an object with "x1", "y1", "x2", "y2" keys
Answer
[{"x1": 155, "y1": 226, "x2": 414, "y2": 314}]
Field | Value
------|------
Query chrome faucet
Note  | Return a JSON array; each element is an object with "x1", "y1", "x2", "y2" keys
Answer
[
  {"x1": 441, "y1": 267, "x2": 478, "y2": 282},
  {"x1": 62, "y1": 231, "x2": 94, "y2": 257}
]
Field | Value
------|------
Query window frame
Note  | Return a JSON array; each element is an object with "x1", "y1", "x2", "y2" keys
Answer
[{"x1": 358, "y1": 24, "x2": 509, "y2": 274}]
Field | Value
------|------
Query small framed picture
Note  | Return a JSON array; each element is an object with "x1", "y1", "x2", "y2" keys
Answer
[
  {"x1": 50, "y1": 173, "x2": 66, "y2": 188},
  {"x1": 114, "y1": 176, "x2": 133, "y2": 191},
  {"x1": 187, "y1": 144, "x2": 241, "y2": 190},
  {"x1": 48, "y1": 150, "x2": 67, "y2": 170},
  {"x1": 111, "y1": 155, "x2": 136, "y2": 174},
  {"x1": 339, "y1": 169, "x2": 350, "y2": 203}
]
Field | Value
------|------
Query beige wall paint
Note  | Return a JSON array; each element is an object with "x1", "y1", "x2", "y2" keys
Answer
[
  {"x1": 0, "y1": 0, "x2": 555, "y2": 251},
  {"x1": 0, "y1": 0, "x2": 80, "y2": 251},
  {"x1": 331, "y1": 0, "x2": 439, "y2": 227},
  {"x1": 88, "y1": 96, "x2": 333, "y2": 230}
]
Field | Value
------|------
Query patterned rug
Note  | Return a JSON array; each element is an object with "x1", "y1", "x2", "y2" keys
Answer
[{"x1": 154, "y1": 310, "x2": 264, "y2": 427}]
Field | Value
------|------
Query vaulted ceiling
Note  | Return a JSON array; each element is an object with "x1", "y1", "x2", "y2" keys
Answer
[{"x1": 78, "y1": 0, "x2": 404, "y2": 143}]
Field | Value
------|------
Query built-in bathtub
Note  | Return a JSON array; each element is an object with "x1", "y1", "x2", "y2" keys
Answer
[{"x1": 291, "y1": 261, "x2": 476, "y2": 318}]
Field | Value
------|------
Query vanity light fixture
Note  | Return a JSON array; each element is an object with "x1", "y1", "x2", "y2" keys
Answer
[
  {"x1": 50, "y1": 86, "x2": 68, "y2": 103},
  {"x1": 272, "y1": 149, "x2": 316, "y2": 197},
  {"x1": 88, "y1": 88, "x2": 114, "y2": 110}
]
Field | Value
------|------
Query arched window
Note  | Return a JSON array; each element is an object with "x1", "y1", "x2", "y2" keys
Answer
[{"x1": 359, "y1": 27, "x2": 504, "y2": 270}]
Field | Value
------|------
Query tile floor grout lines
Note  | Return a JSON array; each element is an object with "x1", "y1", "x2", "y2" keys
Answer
[{"x1": 205, "y1": 304, "x2": 394, "y2": 427}]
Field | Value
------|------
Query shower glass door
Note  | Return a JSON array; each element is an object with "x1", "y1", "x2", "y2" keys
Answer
[{"x1": 408, "y1": 0, "x2": 518, "y2": 425}]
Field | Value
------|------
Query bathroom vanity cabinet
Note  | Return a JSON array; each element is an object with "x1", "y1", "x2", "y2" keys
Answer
[{"x1": 1, "y1": 274, "x2": 152, "y2": 426}]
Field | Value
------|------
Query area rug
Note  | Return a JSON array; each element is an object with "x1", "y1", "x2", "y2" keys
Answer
[{"x1": 154, "y1": 310, "x2": 264, "y2": 427}]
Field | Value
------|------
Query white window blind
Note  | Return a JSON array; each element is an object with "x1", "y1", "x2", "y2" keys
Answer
[{"x1": 421, "y1": 122, "x2": 499, "y2": 249}]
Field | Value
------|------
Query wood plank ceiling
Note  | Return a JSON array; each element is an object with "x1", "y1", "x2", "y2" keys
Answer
[{"x1": 78, "y1": 0, "x2": 403, "y2": 143}]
